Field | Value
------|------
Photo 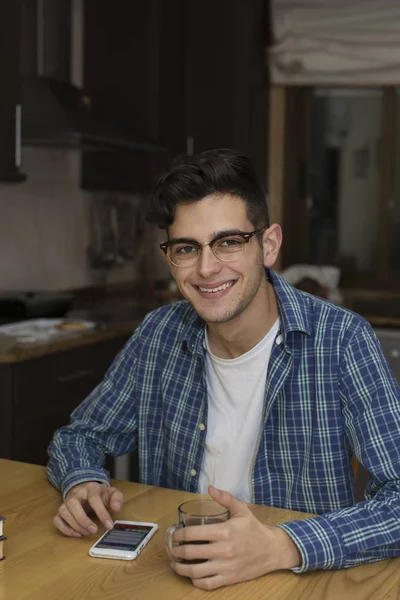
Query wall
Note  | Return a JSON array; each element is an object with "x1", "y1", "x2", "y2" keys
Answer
[{"x1": 0, "y1": 147, "x2": 167, "y2": 292}]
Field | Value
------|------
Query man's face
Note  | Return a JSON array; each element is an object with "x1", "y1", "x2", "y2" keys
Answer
[{"x1": 166, "y1": 194, "x2": 270, "y2": 325}]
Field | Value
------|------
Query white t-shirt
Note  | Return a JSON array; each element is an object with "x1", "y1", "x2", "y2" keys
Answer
[{"x1": 198, "y1": 319, "x2": 280, "y2": 502}]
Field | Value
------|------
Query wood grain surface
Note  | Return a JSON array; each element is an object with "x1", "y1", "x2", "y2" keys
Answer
[
  {"x1": 0, "y1": 321, "x2": 136, "y2": 364},
  {"x1": 0, "y1": 459, "x2": 399, "y2": 600}
]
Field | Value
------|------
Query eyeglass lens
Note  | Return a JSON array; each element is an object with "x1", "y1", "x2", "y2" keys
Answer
[{"x1": 170, "y1": 235, "x2": 246, "y2": 265}]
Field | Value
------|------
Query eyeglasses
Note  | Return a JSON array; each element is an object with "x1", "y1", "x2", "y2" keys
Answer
[{"x1": 160, "y1": 227, "x2": 266, "y2": 267}]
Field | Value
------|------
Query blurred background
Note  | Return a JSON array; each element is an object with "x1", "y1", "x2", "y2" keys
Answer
[{"x1": 0, "y1": 1, "x2": 398, "y2": 486}]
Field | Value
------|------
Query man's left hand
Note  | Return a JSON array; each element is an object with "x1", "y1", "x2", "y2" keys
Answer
[{"x1": 169, "y1": 485, "x2": 302, "y2": 590}]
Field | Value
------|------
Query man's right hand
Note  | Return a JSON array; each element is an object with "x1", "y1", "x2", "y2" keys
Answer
[{"x1": 53, "y1": 481, "x2": 124, "y2": 537}]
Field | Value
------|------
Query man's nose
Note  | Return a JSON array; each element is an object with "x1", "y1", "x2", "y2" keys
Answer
[{"x1": 196, "y1": 245, "x2": 222, "y2": 278}]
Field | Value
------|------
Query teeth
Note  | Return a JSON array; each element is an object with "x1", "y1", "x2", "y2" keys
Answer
[{"x1": 199, "y1": 281, "x2": 233, "y2": 293}]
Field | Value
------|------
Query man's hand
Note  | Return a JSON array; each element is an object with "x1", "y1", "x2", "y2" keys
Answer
[
  {"x1": 53, "y1": 481, "x2": 124, "y2": 538},
  {"x1": 169, "y1": 485, "x2": 301, "y2": 590}
]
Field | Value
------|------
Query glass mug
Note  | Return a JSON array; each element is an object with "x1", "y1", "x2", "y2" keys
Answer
[{"x1": 165, "y1": 499, "x2": 230, "y2": 565}]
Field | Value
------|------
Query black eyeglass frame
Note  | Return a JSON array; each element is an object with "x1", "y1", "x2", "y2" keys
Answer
[{"x1": 159, "y1": 227, "x2": 267, "y2": 267}]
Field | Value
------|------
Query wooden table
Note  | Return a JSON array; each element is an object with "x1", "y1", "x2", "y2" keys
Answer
[{"x1": 0, "y1": 459, "x2": 399, "y2": 600}]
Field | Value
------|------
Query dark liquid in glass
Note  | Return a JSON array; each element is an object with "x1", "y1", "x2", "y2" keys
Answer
[{"x1": 180, "y1": 517, "x2": 225, "y2": 565}]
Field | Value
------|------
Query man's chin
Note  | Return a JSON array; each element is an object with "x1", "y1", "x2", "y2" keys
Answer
[
  {"x1": 188, "y1": 302, "x2": 240, "y2": 324},
  {"x1": 182, "y1": 286, "x2": 243, "y2": 324}
]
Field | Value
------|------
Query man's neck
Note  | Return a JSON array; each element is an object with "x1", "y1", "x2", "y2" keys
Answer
[{"x1": 206, "y1": 281, "x2": 279, "y2": 359}]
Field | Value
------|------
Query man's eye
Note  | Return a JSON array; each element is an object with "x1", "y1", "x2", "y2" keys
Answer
[
  {"x1": 219, "y1": 237, "x2": 243, "y2": 247},
  {"x1": 175, "y1": 245, "x2": 197, "y2": 255}
]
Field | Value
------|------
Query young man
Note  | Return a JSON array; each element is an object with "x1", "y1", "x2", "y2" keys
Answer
[{"x1": 48, "y1": 149, "x2": 400, "y2": 590}]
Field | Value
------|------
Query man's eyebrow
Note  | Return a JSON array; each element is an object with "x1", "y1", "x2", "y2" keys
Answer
[
  {"x1": 169, "y1": 229, "x2": 245, "y2": 244},
  {"x1": 211, "y1": 229, "x2": 245, "y2": 240},
  {"x1": 168, "y1": 237, "x2": 199, "y2": 245}
]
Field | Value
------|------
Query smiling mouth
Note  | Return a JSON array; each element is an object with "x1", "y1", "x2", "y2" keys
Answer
[{"x1": 196, "y1": 281, "x2": 236, "y2": 293}]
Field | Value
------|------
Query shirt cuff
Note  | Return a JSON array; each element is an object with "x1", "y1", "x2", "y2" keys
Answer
[
  {"x1": 277, "y1": 515, "x2": 346, "y2": 572},
  {"x1": 60, "y1": 469, "x2": 110, "y2": 499}
]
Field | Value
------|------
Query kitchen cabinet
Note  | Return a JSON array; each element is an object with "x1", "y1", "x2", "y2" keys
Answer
[
  {"x1": 0, "y1": 0, "x2": 25, "y2": 182},
  {"x1": 0, "y1": 334, "x2": 131, "y2": 469},
  {"x1": 82, "y1": 0, "x2": 269, "y2": 191},
  {"x1": 82, "y1": 0, "x2": 172, "y2": 193},
  {"x1": 0, "y1": 0, "x2": 71, "y2": 183},
  {"x1": 180, "y1": 0, "x2": 269, "y2": 180},
  {"x1": 158, "y1": 0, "x2": 269, "y2": 179}
]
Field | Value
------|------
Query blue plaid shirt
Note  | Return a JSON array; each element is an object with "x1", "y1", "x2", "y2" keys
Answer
[{"x1": 47, "y1": 270, "x2": 400, "y2": 572}]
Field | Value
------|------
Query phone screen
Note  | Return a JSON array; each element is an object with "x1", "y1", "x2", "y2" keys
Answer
[{"x1": 95, "y1": 523, "x2": 154, "y2": 552}]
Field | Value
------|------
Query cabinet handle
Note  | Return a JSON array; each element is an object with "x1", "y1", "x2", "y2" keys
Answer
[
  {"x1": 390, "y1": 348, "x2": 400, "y2": 358},
  {"x1": 15, "y1": 105, "x2": 21, "y2": 167},
  {"x1": 186, "y1": 136, "x2": 194, "y2": 156},
  {"x1": 57, "y1": 369, "x2": 95, "y2": 383}
]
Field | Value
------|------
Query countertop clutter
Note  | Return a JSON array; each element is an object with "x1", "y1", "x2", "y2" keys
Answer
[
  {"x1": 0, "y1": 318, "x2": 139, "y2": 364},
  {"x1": 0, "y1": 281, "x2": 400, "y2": 365},
  {"x1": 0, "y1": 284, "x2": 168, "y2": 364}
]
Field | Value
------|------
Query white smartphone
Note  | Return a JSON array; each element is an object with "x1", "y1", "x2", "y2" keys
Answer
[{"x1": 88, "y1": 520, "x2": 159, "y2": 560}]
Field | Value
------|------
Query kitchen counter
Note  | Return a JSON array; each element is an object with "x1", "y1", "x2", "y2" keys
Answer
[
  {"x1": 2, "y1": 314, "x2": 399, "y2": 365},
  {"x1": 1, "y1": 279, "x2": 399, "y2": 365},
  {"x1": 341, "y1": 288, "x2": 400, "y2": 328},
  {"x1": 364, "y1": 316, "x2": 400, "y2": 329},
  {"x1": 0, "y1": 319, "x2": 140, "y2": 364},
  {"x1": 0, "y1": 285, "x2": 169, "y2": 364}
]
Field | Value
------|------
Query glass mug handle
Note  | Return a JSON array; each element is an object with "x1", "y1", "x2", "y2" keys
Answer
[{"x1": 165, "y1": 523, "x2": 184, "y2": 561}]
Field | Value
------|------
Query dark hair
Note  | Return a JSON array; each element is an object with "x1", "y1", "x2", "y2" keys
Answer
[{"x1": 147, "y1": 149, "x2": 269, "y2": 230}]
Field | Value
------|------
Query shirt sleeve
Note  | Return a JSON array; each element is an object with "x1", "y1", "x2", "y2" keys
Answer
[
  {"x1": 47, "y1": 323, "x2": 142, "y2": 498},
  {"x1": 278, "y1": 321, "x2": 400, "y2": 572}
]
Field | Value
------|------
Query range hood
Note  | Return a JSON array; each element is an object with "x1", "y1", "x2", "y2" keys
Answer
[{"x1": 21, "y1": 76, "x2": 167, "y2": 152}]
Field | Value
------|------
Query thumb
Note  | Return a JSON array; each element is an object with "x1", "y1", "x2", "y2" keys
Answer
[{"x1": 208, "y1": 485, "x2": 250, "y2": 517}]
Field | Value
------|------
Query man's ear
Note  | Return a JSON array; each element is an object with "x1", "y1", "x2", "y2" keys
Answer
[{"x1": 262, "y1": 224, "x2": 282, "y2": 268}]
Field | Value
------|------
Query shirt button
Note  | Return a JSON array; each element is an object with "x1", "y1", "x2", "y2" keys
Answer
[
  {"x1": 199, "y1": 423, "x2": 206, "y2": 431},
  {"x1": 276, "y1": 334, "x2": 283, "y2": 345},
  {"x1": 190, "y1": 469, "x2": 197, "y2": 477}
]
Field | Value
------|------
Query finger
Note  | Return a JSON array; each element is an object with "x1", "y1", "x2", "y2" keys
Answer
[
  {"x1": 107, "y1": 487, "x2": 124, "y2": 512},
  {"x1": 173, "y1": 541, "x2": 223, "y2": 563},
  {"x1": 208, "y1": 485, "x2": 249, "y2": 517},
  {"x1": 171, "y1": 558, "x2": 222, "y2": 581},
  {"x1": 59, "y1": 501, "x2": 95, "y2": 535},
  {"x1": 87, "y1": 493, "x2": 114, "y2": 530},
  {"x1": 63, "y1": 497, "x2": 99, "y2": 534},
  {"x1": 53, "y1": 513, "x2": 83, "y2": 537},
  {"x1": 173, "y1": 523, "x2": 228, "y2": 544}
]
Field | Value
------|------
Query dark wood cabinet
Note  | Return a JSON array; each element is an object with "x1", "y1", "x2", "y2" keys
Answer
[
  {"x1": 82, "y1": 0, "x2": 172, "y2": 193},
  {"x1": 82, "y1": 0, "x2": 269, "y2": 191},
  {"x1": 0, "y1": 335, "x2": 129, "y2": 466},
  {"x1": 0, "y1": 0, "x2": 25, "y2": 182},
  {"x1": 160, "y1": 0, "x2": 269, "y2": 179},
  {"x1": 1, "y1": 1, "x2": 269, "y2": 188},
  {"x1": 181, "y1": 0, "x2": 269, "y2": 180}
]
